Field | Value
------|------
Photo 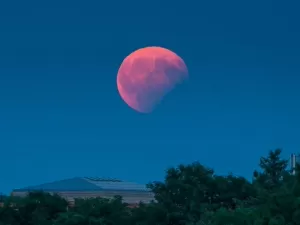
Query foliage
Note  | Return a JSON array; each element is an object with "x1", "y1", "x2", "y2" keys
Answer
[{"x1": 0, "y1": 149, "x2": 300, "y2": 225}]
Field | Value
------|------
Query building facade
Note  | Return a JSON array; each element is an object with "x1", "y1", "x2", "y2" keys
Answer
[
  {"x1": 11, "y1": 177, "x2": 154, "y2": 206},
  {"x1": 290, "y1": 154, "x2": 300, "y2": 175}
]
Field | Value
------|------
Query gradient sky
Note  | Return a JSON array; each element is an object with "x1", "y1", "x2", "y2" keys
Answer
[{"x1": 0, "y1": 0, "x2": 300, "y2": 194}]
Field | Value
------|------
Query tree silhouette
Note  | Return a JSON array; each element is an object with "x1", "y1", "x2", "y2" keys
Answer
[{"x1": 1, "y1": 149, "x2": 300, "y2": 225}]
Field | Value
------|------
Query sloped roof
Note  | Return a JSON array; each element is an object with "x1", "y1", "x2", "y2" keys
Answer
[{"x1": 13, "y1": 177, "x2": 150, "y2": 192}]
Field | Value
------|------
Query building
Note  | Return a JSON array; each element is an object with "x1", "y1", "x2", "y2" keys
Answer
[
  {"x1": 11, "y1": 177, "x2": 154, "y2": 206},
  {"x1": 290, "y1": 154, "x2": 300, "y2": 175}
]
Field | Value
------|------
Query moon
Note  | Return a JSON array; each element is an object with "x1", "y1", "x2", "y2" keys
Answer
[{"x1": 117, "y1": 46, "x2": 188, "y2": 113}]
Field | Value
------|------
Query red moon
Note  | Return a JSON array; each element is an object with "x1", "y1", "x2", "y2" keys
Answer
[{"x1": 117, "y1": 46, "x2": 188, "y2": 113}]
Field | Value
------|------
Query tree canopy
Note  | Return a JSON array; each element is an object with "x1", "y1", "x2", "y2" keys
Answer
[{"x1": 1, "y1": 149, "x2": 300, "y2": 225}]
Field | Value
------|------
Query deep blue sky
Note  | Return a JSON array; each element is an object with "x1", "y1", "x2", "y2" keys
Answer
[{"x1": 0, "y1": 0, "x2": 300, "y2": 193}]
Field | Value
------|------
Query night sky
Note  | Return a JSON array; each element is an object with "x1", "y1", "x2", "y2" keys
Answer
[{"x1": 0, "y1": 0, "x2": 300, "y2": 193}]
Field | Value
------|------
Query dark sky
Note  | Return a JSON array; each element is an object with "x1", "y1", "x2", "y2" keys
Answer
[{"x1": 0, "y1": 0, "x2": 300, "y2": 193}]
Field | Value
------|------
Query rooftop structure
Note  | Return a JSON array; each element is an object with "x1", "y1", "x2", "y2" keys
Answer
[{"x1": 12, "y1": 177, "x2": 154, "y2": 205}]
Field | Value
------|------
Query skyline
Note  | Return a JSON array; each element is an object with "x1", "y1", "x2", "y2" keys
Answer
[{"x1": 1, "y1": 0, "x2": 300, "y2": 194}]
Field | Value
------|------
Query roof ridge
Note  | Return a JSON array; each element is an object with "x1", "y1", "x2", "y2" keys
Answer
[{"x1": 83, "y1": 177, "x2": 122, "y2": 182}]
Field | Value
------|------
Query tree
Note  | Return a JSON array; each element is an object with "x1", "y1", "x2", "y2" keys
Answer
[
  {"x1": 54, "y1": 196, "x2": 131, "y2": 225},
  {"x1": 147, "y1": 162, "x2": 215, "y2": 224},
  {"x1": 147, "y1": 162, "x2": 256, "y2": 225},
  {"x1": 253, "y1": 149, "x2": 288, "y2": 191},
  {"x1": 1, "y1": 191, "x2": 69, "y2": 225}
]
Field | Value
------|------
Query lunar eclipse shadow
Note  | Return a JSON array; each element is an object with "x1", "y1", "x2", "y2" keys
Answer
[{"x1": 149, "y1": 79, "x2": 191, "y2": 114}]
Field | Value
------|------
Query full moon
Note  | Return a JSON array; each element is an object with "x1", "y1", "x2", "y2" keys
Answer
[{"x1": 117, "y1": 46, "x2": 188, "y2": 113}]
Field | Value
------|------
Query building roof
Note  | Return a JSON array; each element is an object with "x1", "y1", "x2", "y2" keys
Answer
[{"x1": 13, "y1": 177, "x2": 150, "y2": 192}]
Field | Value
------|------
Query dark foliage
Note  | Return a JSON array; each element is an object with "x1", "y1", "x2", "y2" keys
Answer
[{"x1": 0, "y1": 149, "x2": 299, "y2": 225}]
